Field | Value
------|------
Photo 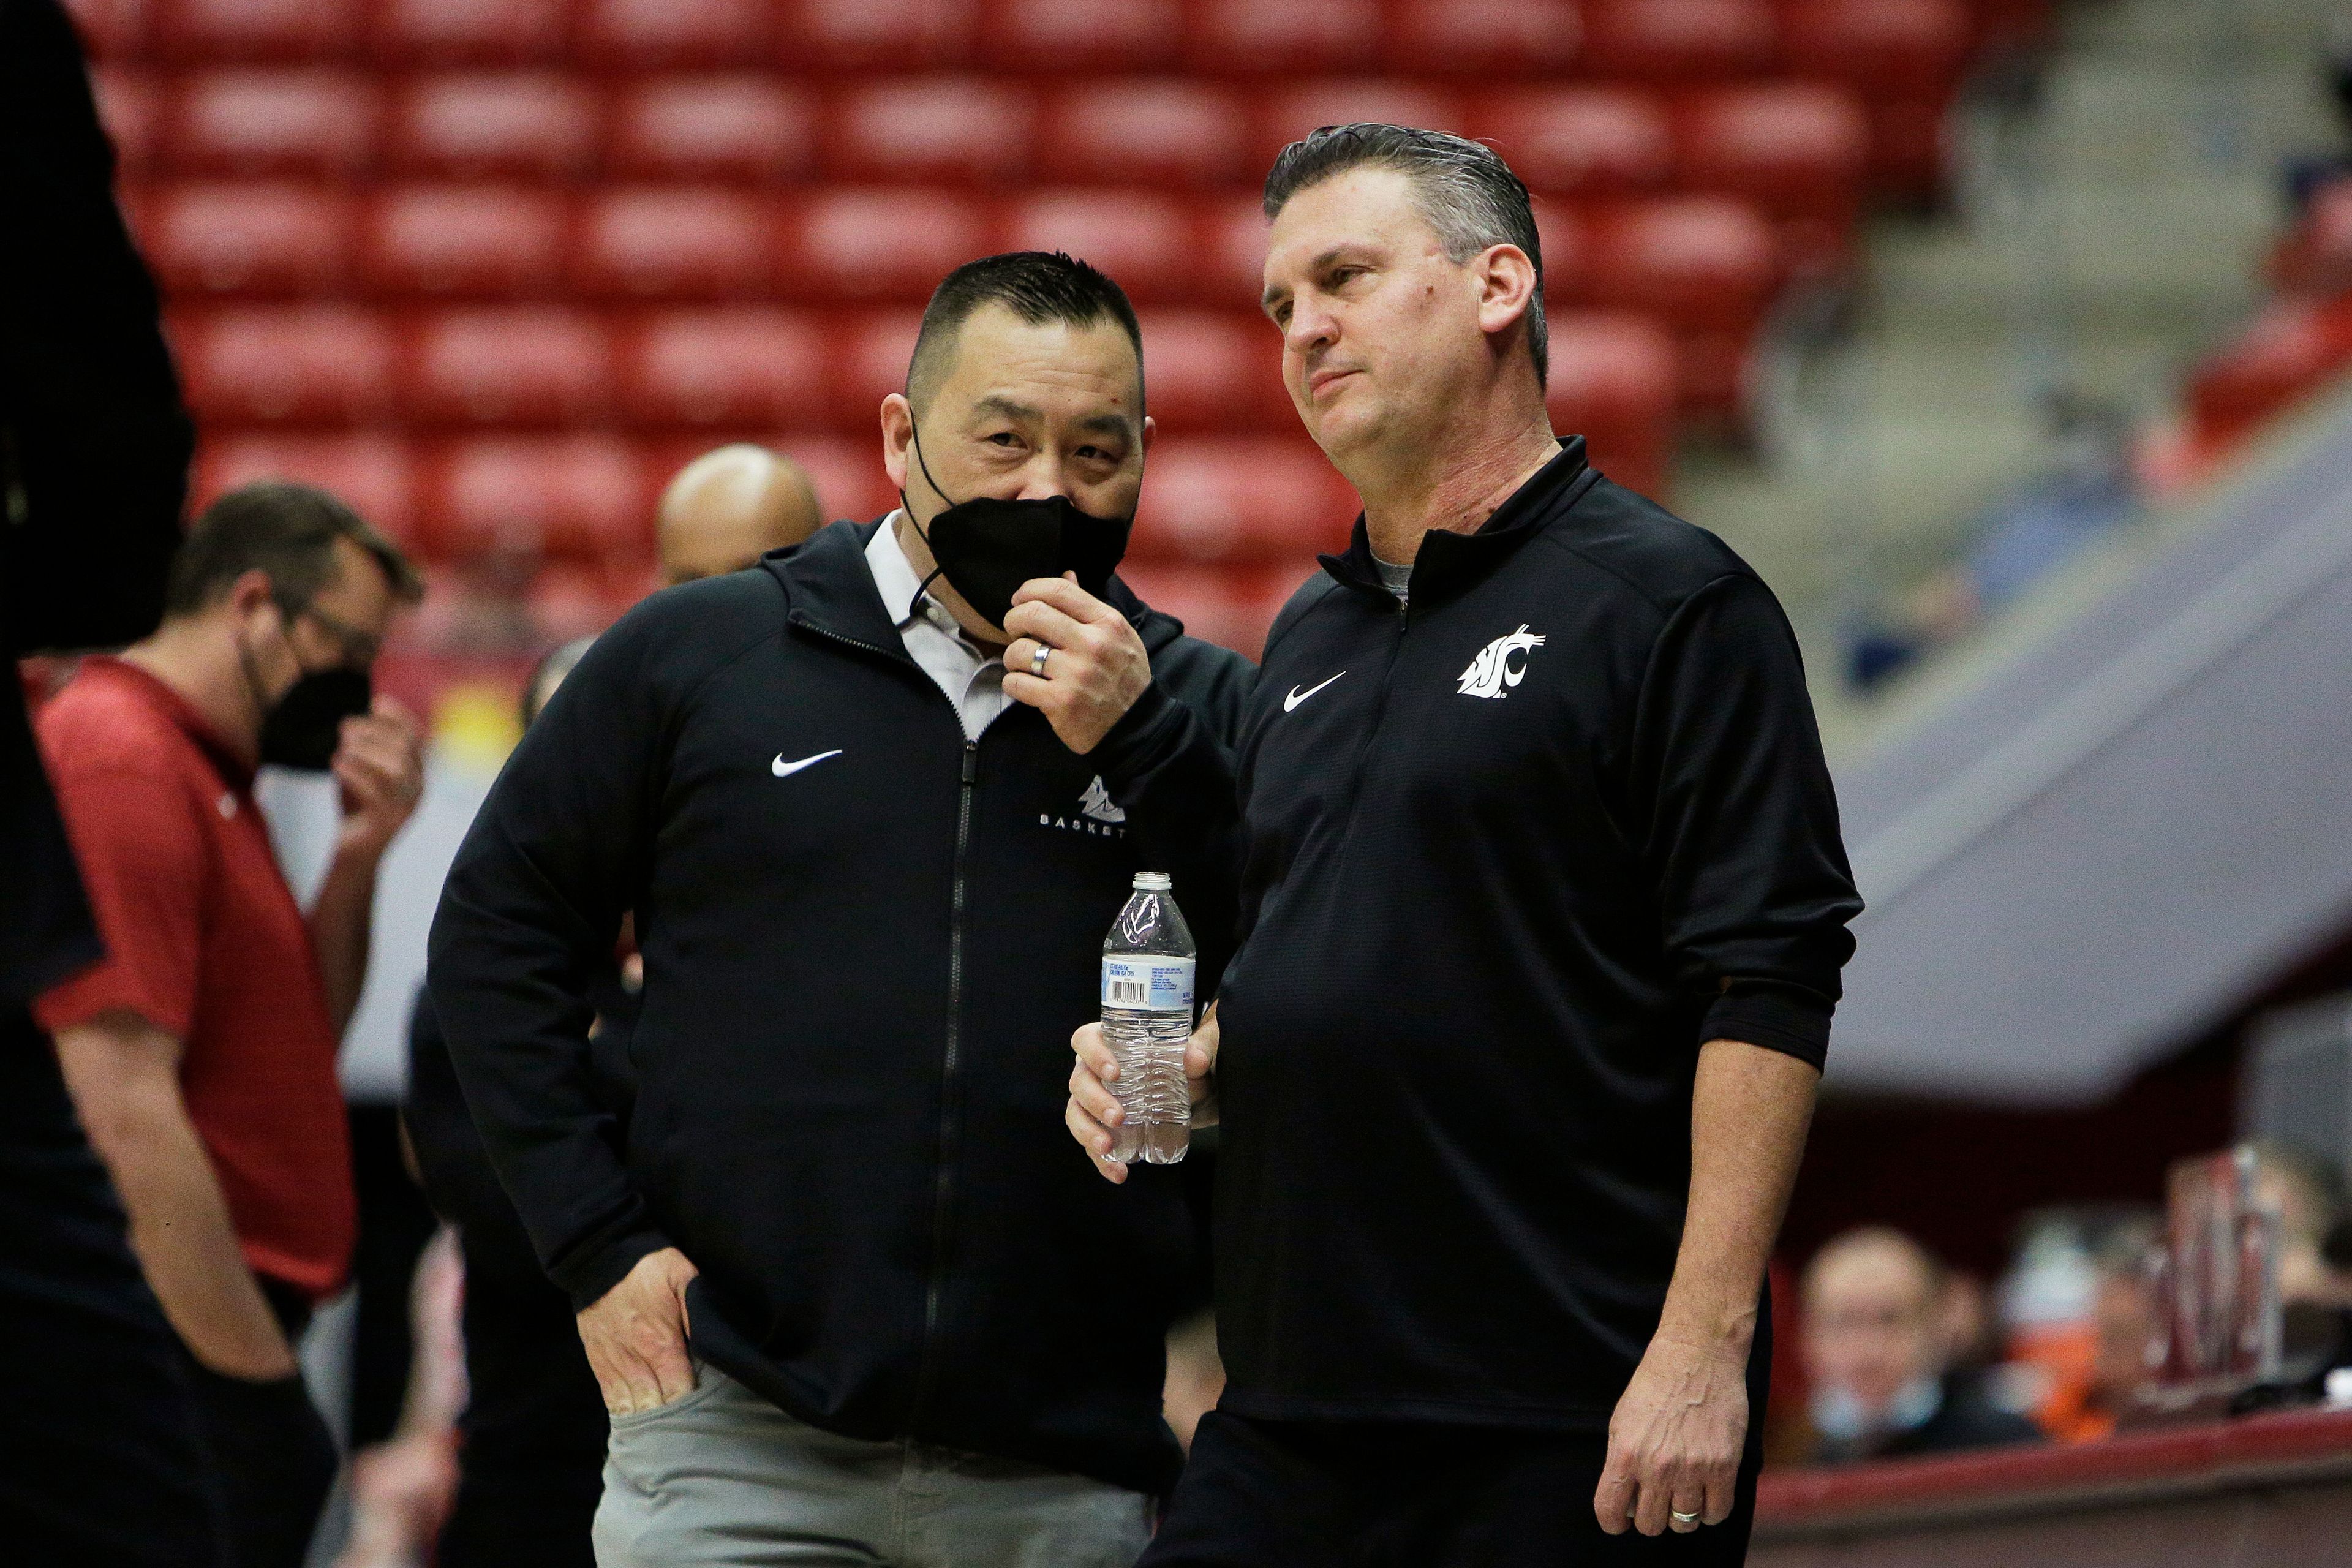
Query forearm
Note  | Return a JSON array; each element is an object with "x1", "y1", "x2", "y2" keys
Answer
[
  {"x1": 1092, "y1": 684, "x2": 1248, "y2": 987},
  {"x1": 310, "y1": 843, "x2": 382, "y2": 1035},
  {"x1": 1654, "y1": 1038, "x2": 1819, "y2": 1354},
  {"x1": 56, "y1": 1037, "x2": 292, "y2": 1375}
]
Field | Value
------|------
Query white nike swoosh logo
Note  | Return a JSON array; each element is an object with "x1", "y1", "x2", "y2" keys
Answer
[
  {"x1": 1284, "y1": 672, "x2": 1344, "y2": 712},
  {"x1": 771, "y1": 750, "x2": 842, "y2": 778}
]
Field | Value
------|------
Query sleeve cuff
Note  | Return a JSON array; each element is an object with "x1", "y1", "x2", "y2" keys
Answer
[
  {"x1": 1089, "y1": 680, "x2": 1180, "y2": 793},
  {"x1": 1700, "y1": 982, "x2": 1833, "y2": 1071},
  {"x1": 548, "y1": 1226, "x2": 672, "y2": 1314}
]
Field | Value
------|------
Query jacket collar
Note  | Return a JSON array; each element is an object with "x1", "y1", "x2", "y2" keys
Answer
[
  {"x1": 1318, "y1": 437, "x2": 1598, "y2": 612},
  {"x1": 763, "y1": 516, "x2": 1180, "y2": 660}
]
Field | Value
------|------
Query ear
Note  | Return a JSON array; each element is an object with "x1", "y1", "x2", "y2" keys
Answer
[
  {"x1": 1140, "y1": 413, "x2": 1156, "y2": 459},
  {"x1": 225, "y1": 567, "x2": 279, "y2": 622},
  {"x1": 1474, "y1": 243, "x2": 1539, "y2": 345},
  {"x1": 880, "y1": 393, "x2": 914, "y2": 494}
]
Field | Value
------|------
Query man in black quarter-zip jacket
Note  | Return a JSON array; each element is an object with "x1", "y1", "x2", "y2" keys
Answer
[
  {"x1": 1069, "y1": 129, "x2": 1863, "y2": 1567},
  {"x1": 429, "y1": 253, "x2": 1253, "y2": 1568}
]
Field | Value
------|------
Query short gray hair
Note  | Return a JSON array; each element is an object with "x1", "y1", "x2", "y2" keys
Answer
[{"x1": 1262, "y1": 124, "x2": 1548, "y2": 388}]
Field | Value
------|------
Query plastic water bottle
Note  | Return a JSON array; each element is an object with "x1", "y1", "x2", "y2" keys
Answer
[{"x1": 1101, "y1": 872, "x2": 1196, "y2": 1165}]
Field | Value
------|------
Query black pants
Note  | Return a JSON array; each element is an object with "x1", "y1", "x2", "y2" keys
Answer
[
  {"x1": 1141, "y1": 1412, "x2": 1761, "y2": 1568},
  {"x1": 0, "y1": 1008, "x2": 227, "y2": 1568},
  {"x1": 178, "y1": 1283, "x2": 339, "y2": 1568}
]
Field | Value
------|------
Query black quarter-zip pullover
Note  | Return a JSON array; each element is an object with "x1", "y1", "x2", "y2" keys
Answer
[
  {"x1": 428, "y1": 519, "x2": 1253, "y2": 1497},
  {"x1": 1213, "y1": 439, "x2": 1861, "y2": 1428}
]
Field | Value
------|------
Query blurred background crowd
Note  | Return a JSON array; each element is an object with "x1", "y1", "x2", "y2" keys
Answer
[{"x1": 15, "y1": 0, "x2": 2352, "y2": 1562}]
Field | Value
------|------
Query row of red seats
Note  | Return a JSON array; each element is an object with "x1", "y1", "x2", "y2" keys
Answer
[
  {"x1": 97, "y1": 68, "x2": 1869, "y2": 211},
  {"x1": 131, "y1": 184, "x2": 1789, "y2": 325},
  {"x1": 73, "y1": 0, "x2": 2000, "y2": 85},
  {"x1": 170, "y1": 301, "x2": 1673, "y2": 462},
  {"x1": 190, "y1": 429, "x2": 1374, "y2": 571}
]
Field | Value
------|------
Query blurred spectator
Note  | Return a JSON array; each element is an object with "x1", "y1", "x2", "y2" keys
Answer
[
  {"x1": 39, "y1": 484, "x2": 424, "y2": 1568},
  {"x1": 1801, "y1": 1227, "x2": 2044, "y2": 1464},
  {"x1": 655, "y1": 443, "x2": 825, "y2": 586},
  {"x1": 1845, "y1": 393, "x2": 2138, "y2": 692},
  {"x1": 402, "y1": 638, "x2": 620, "y2": 1568},
  {"x1": 2079, "y1": 1257, "x2": 2160, "y2": 1441},
  {"x1": 2249, "y1": 1139, "x2": 2347, "y2": 1308},
  {"x1": 1, "y1": 3, "x2": 208, "y2": 1559}
]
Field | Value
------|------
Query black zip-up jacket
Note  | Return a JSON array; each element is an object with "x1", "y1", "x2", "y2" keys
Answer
[
  {"x1": 427, "y1": 519, "x2": 1253, "y2": 1497},
  {"x1": 1213, "y1": 440, "x2": 1861, "y2": 1429}
]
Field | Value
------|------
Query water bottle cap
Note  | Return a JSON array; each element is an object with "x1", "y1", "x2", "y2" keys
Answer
[{"x1": 1133, "y1": 872, "x2": 1172, "y2": 891}]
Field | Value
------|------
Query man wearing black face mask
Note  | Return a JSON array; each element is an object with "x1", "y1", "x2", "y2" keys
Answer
[
  {"x1": 430, "y1": 251, "x2": 1253, "y2": 1566},
  {"x1": 37, "y1": 482, "x2": 425, "y2": 1568}
]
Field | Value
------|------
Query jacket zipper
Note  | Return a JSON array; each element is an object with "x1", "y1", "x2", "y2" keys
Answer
[
  {"x1": 1330, "y1": 594, "x2": 1412, "y2": 845},
  {"x1": 909, "y1": 737, "x2": 979, "y2": 1428},
  {"x1": 788, "y1": 610, "x2": 980, "y2": 1433}
]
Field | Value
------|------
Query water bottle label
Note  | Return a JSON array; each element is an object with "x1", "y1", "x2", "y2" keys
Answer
[{"x1": 1101, "y1": 956, "x2": 1195, "y2": 1012}]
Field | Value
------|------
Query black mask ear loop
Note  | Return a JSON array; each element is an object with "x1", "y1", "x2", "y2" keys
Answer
[{"x1": 897, "y1": 422, "x2": 959, "y2": 619}]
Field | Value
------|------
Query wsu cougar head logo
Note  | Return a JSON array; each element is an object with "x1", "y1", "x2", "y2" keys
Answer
[{"x1": 1455, "y1": 625, "x2": 1547, "y2": 699}]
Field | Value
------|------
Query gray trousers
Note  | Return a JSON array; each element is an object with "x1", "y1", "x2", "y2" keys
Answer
[{"x1": 594, "y1": 1367, "x2": 1156, "y2": 1568}]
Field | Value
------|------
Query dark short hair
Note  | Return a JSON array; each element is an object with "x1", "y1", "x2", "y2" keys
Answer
[
  {"x1": 906, "y1": 251, "x2": 1145, "y2": 416},
  {"x1": 164, "y1": 481, "x2": 424, "y2": 619},
  {"x1": 1263, "y1": 124, "x2": 1549, "y2": 387}
]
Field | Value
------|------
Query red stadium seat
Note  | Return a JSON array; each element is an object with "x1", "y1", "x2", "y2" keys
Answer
[
  {"x1": 1136, "y1": 438, "x2": 1353, "y2": 564},
  {"x1": 1249, "y1": 82, "x2": 1468, "y2": 173},
  {"x1": 1133, "y1": 309, "x2": 1286, "y2": 430},
  {"x1": 1673, "y1": 84, "x2": 1868, "y2": 275},
  {"x1": 577, "y1": 0, "x2": 772, "y2": 69},
  {"x1": 1179, "y1": 0, "x2": 1381, "y2": 76},
  {"x1": 792, "y1": 191, "x2": 990, "y2": 303},
  {"x1": 998, "y1": 192, "x2": 1200, "y2": 304},
  {"x1": 1476, "y1": 88, "x2": 1674, "y2": 197},
  {"x1": 526, "y1": 559, "x2": 643, "y2": 644},
  {"x1": 152, "y1": 0, "x2": 359, "y2": 62},
  {"x1": 1382, "y1": 0, "x2": 1580, "y2": 77},
  {"x1": 422, "y1": 435, "x2": 650, "y2": 560},
  {"x1": 360, "y1": 186, "x2": 569, "y2": 298},
  {"x1": 824, "y1": 310, "x2": 924, "y2": 426},
  {"x1": 978, "y1": 0, "x2": 1180, "y2": 70},
  {"x1": 89, "y1": 66, "x2": 162, "y2": 175},
  {"x1": 194, "y1": 432, "x2": 420, "y2": 547},
  {"x1": 1198, "y1": 193, "x2": 1273, "y2": 307},
  {"x1": 1779, "y1": 0, "x2": 1971, "y2": 197},
  {"x1": 1037, "y1": 81, "x2": 1248, "y2": 187},
  {"x1": 146, "y1": 183, "x2": 356, "y2": 296},
  {"x1": 782, "y1": 0, "x2": 976, "y2": 70},
  {"x1": 1529, "y1": 198, "x2": 1589, "y2": 295},
  {"x1": 168, "y1": 69, "x2": 380, "y2": 178},
  {"x1": 1579, "y1": 195, "x2": 1779, "y2": 330},
  {"x1": 620, "y1": 309, "x2": 829, "y2": 427},
  {"x1": 1543, "y1": 311, "x2": 1676, "y2": 500},
  {"x1": 767, "y1": 433, "x2": 897, "y2": 521},
  {"x1": 826, "y1": 78, "x2": 1038, "y2": 184},
  {"x1": 2188, "y1": 299, "x2": 2352, "y2": 448},
  {"x1": 385, "y1": 73, "x2": 600, "y2": 181},
  {"x1": 404, "y1": 307, "x2": 615, "y2": 425},
  {"x1": 1113, "y1": 560, "x2": 1295, "y2": 658},
  {"x1": 608, "y1": 76, "x2": 816, "y2": 183},
  {"x1": 174, "y1": 305, "x2": 396, "y2": 423},
  {"x1": 574, "y1": 188, "x2": 778, "y2": 299},
  {"x1": 63, "y1": 0, "x2": 151, "y2": 61},
  {"x1": 366, "y1": 0, "x2": 570, "y2": 66},
  {"x1": 1577, "y1": 0, "x2": 1776, "y2": 80}
]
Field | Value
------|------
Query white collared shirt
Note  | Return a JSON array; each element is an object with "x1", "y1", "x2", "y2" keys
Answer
[{"x1": 864, "y1": 513, "x2": 1011, "y2": 743}]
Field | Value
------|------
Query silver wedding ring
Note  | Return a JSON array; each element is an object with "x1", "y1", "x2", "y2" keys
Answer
[
  {"x1": 1670, "y1": 1510, "x2": 1702, "y2": 1526},
  {"x1": 1029, "y1": 644, "x2": 1050, "y2": 678}
]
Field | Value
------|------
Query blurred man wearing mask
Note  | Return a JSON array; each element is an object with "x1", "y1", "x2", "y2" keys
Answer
[
  {"x1": 1069, "y1": 126, "x2": 1861, "y2": 1564},
  {"x1": 38, "y1": 483, "x2": 426, "y2": 1568},
  {"x1": 1800, "y1": 1229, "x2": 2040, "y2": 1464},
  {"x1": 655, "y1": 443, "x2": 826, "y2": 586},
  {"x1": 430, "y1": 251, "x2": 1251, "y2": 1567}
]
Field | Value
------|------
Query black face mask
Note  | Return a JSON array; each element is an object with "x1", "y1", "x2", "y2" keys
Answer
[
  {"x1": 259, "y1": 666, "x2": 372, "y2": 771},
  {"x1": 239, "y1": 600, "x2": 375, "y2": 771},
  {"x1": 902, "y1": 425, "x2": 1133, "y2": 633}
]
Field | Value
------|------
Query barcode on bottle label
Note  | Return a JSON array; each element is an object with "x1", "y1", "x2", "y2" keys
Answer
[{"x1": 1101, "y1": 957, "x2": 1196, "y2": 1013}]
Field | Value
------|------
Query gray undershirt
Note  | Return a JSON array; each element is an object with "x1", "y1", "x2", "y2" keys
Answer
[{"x1": 1371, "y1": 554, "x2": 1413, "y2": 605}]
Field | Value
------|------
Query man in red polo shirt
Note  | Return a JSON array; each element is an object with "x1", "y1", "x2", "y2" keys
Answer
[{"x1": 39, "y1": 482, "x2": 426, "y2": 1568}]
